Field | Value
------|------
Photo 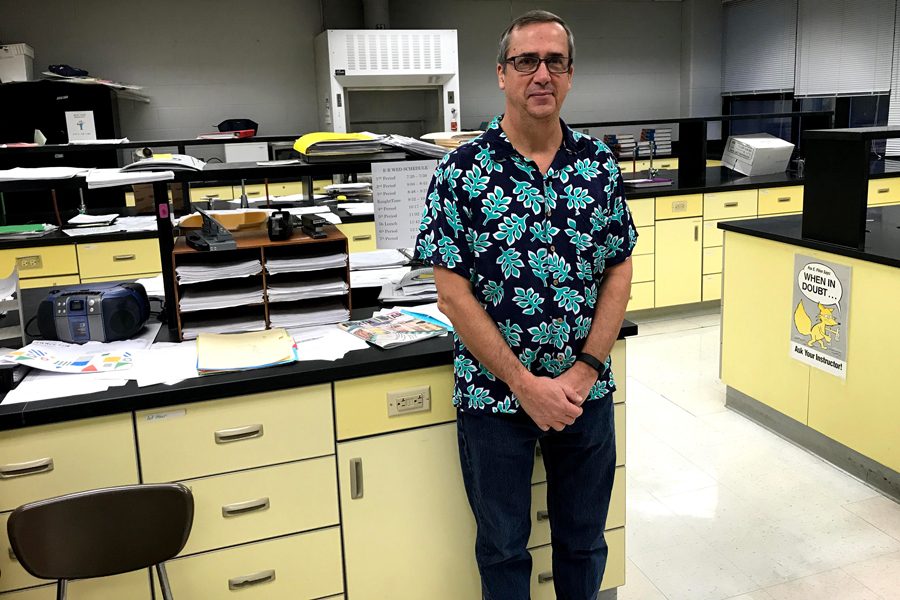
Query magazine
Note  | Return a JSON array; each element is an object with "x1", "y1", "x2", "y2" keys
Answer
[{"x1": 338, "y1": 311, "x2": 447, "y2": 349}]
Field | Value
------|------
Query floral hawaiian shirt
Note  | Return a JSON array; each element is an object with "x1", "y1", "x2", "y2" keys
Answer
[{"x1": 414, "y1": 115, "x2": 637, "y2": 415}]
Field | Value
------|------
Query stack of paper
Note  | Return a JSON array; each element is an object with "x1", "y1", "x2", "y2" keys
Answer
[
  {"x1": 380, "y1": 134, "x2": 449, "y2": 159},
  {"x1": 350, "y1": 266, "x2": 410, "y2": 289},
  {"x1": 338, "y1": 202, "x2": 374, "y2": 216},
  {"x1": 68, "y1": 213, "x2": 119, "y2": 227},
  {"x1": 116, "y1": 216, "x2": 158, "y2": 232},
  {"x1": 324, "y1": 182, "x2": 373, "y2": 199},
  {"x1": 196, "y1": 328, "x2": 297, "y2": 375},
  {"x1": 181, "y1": 316, "x2": 267, "y2": 340},
  {"x1": 294, "y1": 132, "x2": 385, "y2": 157},
  {"x1": 122, "y1": 154, "x2": 205, "y2": 172},
  {"x1": 0, "y1": 167, "x2": 90, "y2": 181},
  {"x1": 176, "y1": 259, "x2": 262, "y2": 285},
  {"x1": 179, "y1": 284, "x2": 265, "y2": 312},
  {"x1": 266, "y1": 277, "x2": 348, "y2": 303},
  {"x1": 0, "y1": 224, "x2": 58, "y2": 240},
  {"x1": 349, "y1": 249, "x2": 409, "y2": 270},
  {"x1": 86, "y1": 168, "x2": 174, "y2": 189},
  {"x1": 421, "y1": 131, "x2": 483, "y2": 150},
  {"x1": 265, "y1": 253, "x2": 347, "y2": 275},
  {"x1": 269, "y1": 302, "x2": 349, "y2": 329},
  {"x1": 379, "y1": 267, "x2": 437, "y2": 302}
]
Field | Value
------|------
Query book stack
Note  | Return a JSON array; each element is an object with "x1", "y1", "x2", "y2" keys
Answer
[
  {"x1": 639, "y1": 128, "x2": 673, "y2": 157},
  {"x1": 603, "y1": 134, "x2": 637, "y2": 159}
]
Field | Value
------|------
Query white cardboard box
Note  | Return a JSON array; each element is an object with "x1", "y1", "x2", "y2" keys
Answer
[
  {"x1": 224, "y1": 142, "x2": 268, "y2": 163},
  {"x1": 721, "y1": 133, "x2": 794, "y2": 176},
  {"x1": 0, "y1": 43, "x2": 34, "y2": 83}
]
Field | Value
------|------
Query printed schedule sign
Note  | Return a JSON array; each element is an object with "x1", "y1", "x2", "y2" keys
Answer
[
  {"x1": 789, "y1": 254, "x2": 852, "y2": 378},
  {"x1": 372, "y1": 159, "x2": 437, "y2": 249},
  {"x1": 64, "y1": 110, "x2": 97, "y2": 141}
]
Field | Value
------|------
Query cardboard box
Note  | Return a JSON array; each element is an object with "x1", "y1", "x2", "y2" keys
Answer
[
  {"x1": 224, "y1": 142, "x2": 268, "y2": 163},
  {"x1": 0, "y1": 44, "x2": 34, "y2": 83},
  {"x1": 721, "y1": 133, "x2": 794, "y2": 176}
]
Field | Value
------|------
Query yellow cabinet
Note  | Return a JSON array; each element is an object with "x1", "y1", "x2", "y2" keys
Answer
[
  {"x1": 702, "y1": 246, "x2": 723, "y2": 275},
  {"x1": 631, "y1": 254, "x2": 655, "y2": 283},
  {"x1": 703, "y1": 273, "x2": 722, "y2": 302},
  {"x1": 177, "y1": 457, "x2": 339, "y2": 556},
  {"x1": 530, "y1": 527, "x2": 625, "y2": 596},
  {"x1": 703, "y1": 189, "x2": 757, "y2": 221},
  {"x1": 337, "y1": 423, "x2": 480, "y2": 599},
  {"x1": 189, "y1": 185, "x2": 235, "y2": 202},
  {"x1": 76, "y1": 239, "x2": 161, "y2": 281},
  {"x1": 336, "y1": 222, "x2": 376, "y2": 253},
  {"x1": 628, "y1": 198, "x2": 655, "y2": 228},
  {"x1": 0, "y1": 414, "x2": 138, "y2": 513},
  {"x1": 627, "y1": 281, "x2": 654, "y2": 311},
  {"x1": 655, "y1": 218, "x2": 702, "y2": 307},
  {"x1": 136, "y1": 384, "x2": 334, "y2": 482},
  {"x1": 633, "y1": 226, "x2": 655, "y2": 256},
  {"x1": 868, "y1": 177, "x2": 900, "y2": 205},
  {"x1": 703, "y1": 217, "x2": 757, "y2": 248},
  {"x1": 655, "y1": 194, "x2": 702, "y2": 220},
  {"x1": 758, "y1": 186, "x2": 803, "y2": 215},
  {"x1": 0, "y1": 245, "x2": 78, "y2": 288},
  {"x1": 0, "y1": 570, "x2": 151, "y2": 599},
  {"x1": 157, "y1": 528, "x2": 344, "y2": 600}
]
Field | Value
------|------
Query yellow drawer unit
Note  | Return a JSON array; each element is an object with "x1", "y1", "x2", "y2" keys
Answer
[
  {"x1": 703, "y1": 273, "x2": 722, "y2": 302},
  {"x1": 178, "y1": 457, "x2": 339, "y2": 556},
  {"x1": 157, "y1": 528, "x2": 344, "y2": 600},
  {"x1": 0, "y1": 570, "x2": 151, "y2": 599},
  {"x1": 655, "y1": 194, "x2": 702, "y2": 220},
  {"x1": 17, "y1": 274, "x2": 81, "y2": 290},
  {"x1": 633, "y1": 226, "x2": 655, "y2": 255},
  {"x1": 334, "y1": 366, "x2": 455, "y2": 440},
  {"x1": 654, "y1": 157, "x2": 678, "y2": 170},
  {"x1": 336, "y1": 222, "x2": 376, "y2": 253},
  {"x1": 631, "y1": 253, "x2": 654, "y2": 283},
  {"x1": 703, "y1": 216, "x2": 757, "y2": 248},
  {"x1": 868, "y1": 177, "x2": 900, "y2": 205},
  {"x1": 703, "y1": 246, "x2": 723, "y2": 275},
  {"x1": 136, "y1": 384, "x2": 334, "y2": 482},
  {"x1": 76, "y1": 239, "x2": 161, "y2": 280},
  {"x1": 628, "y1": 198, "x2": 654, "y2": 228},
  {"x1": 0, "y1": 414, "x2": 138, "y2": 513},
  {"x1": 189, "y1": 185, "x2": 235, "y2": 202},
  {"x1": 241, "y1": 182, "x2": 303, "y2": 200},
  {"x1": 758, "y1": 186, "x2": 803, "y2": 215},
  {"x1": 0, "y1": 245, "x2": 78, "y2": 283},
  {"x1": 703, "y1": 189, "x2": 757, "y2": 221},
  {"x1": 627, "y1": 281, "x2": 654, "y2": 311},
  {"x1": 530, "y1": 527, "x2": 625, "y2": 596}
]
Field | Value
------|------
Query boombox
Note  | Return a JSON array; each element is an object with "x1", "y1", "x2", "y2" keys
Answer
[{"x1": 37, "y1": 282, "x2": 151, "y2": 343}]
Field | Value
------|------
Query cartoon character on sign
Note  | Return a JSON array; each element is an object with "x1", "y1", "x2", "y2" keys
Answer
[{"x1": 793, "y1": 302, "x2": 840, "y2": 350}]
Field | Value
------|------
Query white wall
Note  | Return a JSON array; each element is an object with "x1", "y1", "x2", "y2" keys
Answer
[{"x1": 0, "y1": 0, "x2": 322, "y2": 140}]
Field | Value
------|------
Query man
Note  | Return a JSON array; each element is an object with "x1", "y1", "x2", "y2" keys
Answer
[{"x1": 414, "y1": 10, "x2": 636, "y2": 600}]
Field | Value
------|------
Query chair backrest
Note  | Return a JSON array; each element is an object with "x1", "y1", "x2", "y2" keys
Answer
[{"x1": 7, "y1": 483, "x2": 194, "y2": 580}]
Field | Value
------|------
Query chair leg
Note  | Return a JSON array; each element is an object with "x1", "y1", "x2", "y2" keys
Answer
[
  {"x1": 56, "y1": 579, "x2": 67, "y2": 600},
  {"x1": 156, "y1": 563, "x2": 174, "y2": 600}
]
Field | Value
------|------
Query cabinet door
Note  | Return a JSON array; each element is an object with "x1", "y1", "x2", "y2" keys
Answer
[
  {"x1": 655, "y1": 218, "x2": 702, "y2": 307},
  {"x1": 338, "y1": 423, "x2": 480, "y2": 599}
]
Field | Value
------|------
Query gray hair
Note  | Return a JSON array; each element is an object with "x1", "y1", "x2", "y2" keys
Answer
[{"x1": 497, "y1": 10, "x2": 575, "y2": 66}]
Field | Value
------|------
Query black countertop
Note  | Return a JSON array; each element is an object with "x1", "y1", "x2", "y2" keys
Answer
[
  {"x1": 0, "y1": 319, "x2": 638, "y2": 431},
  {"x1": 0, "y1": 228, "x2": 157, "y2": 250},
  {"x1": 718, "y1": 204, "x2": 900, "y2": 269}
]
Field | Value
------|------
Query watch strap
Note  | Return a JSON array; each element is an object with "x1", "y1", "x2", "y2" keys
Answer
[{"x1": 576, "y1": 352, "x2": 603, "y2": 374}]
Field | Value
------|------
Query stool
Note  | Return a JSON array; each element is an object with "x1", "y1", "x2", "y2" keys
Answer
[{"x1": 7, "y1": 483, "x2": 194, "y2": 600}]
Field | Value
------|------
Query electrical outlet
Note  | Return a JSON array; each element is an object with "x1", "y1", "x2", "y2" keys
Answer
[
  {"x1": 16, "y1": 255, "x2": 42, "y2": 271},
  {"x1": 387, "y1": 385, "x2": 431, "y2": 417},
  {"x1": 672, "y1": 200, "x2": 687, "y2": 213}
]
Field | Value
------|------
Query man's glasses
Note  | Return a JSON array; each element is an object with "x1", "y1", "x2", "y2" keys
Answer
[{"x1": 504, "y1": 55, "x2": 572, "y2": 74}]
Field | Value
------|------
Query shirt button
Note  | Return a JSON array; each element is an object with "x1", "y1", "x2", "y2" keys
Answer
[
  {"x1": 546, "y1": 209, "x2": 552, "y2": 217},
  {"x1": 557, "y1": 353, "x2": 565, "y2": 360},
  {"x1": 552, "y1": 279, "x2": 559, "y2": 286},
  {"x1": 550, "y1": 245, "x2": 556, "y2": 253}
]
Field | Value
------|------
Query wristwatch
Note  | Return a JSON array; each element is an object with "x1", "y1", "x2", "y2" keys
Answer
[{"x1": 576, "y1": 352, "x2": 604, "y2": 374}]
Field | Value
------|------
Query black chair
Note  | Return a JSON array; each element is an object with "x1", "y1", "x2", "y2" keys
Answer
[{"x1": 7, "y1": 483, "x2": 194, "y2": 600}]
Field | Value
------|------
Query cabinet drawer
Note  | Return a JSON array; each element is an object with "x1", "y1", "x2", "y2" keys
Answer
[
  {"x1": 703, "y1": 246, "x2": 723, "y2": 275},
  {"x1": 703, "y1": 273, "x2": 722, "y2": 302},
  {"x1": 868, "y1": 177, "x2": 900, "y2": 205},
  {"x1": 158, "y1": 528, "x2": 343, "y2": 600},
  {"x1": 656, "y1": 157, "x2": 678, "y2": 170},
  {"x1": 627, "y1": 281, "x2": 654, "y2": 311},
  {"x1": 530, "y1": 527, "x2": 624, "y2": 596},
  {"x1": 19, "y1": 275, "x2": 80, "y2": 290},
  {"x1": 632, "y1": 254, "x2": 654, "y2": 283},
  {"x1": 136, "y1": 384, "x2": 334, "y2": 482},
  {"x1": 178, "y1": 457, "x2": 339, "y2": 556},
  {"x1": 76, "y1": 239, "x2": 161, "y2": 280},
  {"x1": 0, "y1": 570, "x2": 151, "y2": 599},
  {"x1": 528, "y1": 466, "x2": 624, "y2": 550},
  {"x1": 0, "y1": 414, "x2": 137, "y2": 512},
  {"x1": 334, "y1": 366, "x2": 455, "y2": 440},
  {"x1": 628, "y1": 198, "x2": 654, "y2": 228},
  {"x1": 655, "y1": 194, "x2": 702, "y2": 220},
  {"x1": 336, "y1": 222, "x2": 376, "y2": 253},
  {"x1": 190, "y1": 185, "x2": 235, "y2": 202},
  {"x1": 0, "y1": 245, "x2": 77, "y2": 281},
  {"x1": 633, "y1": 226, "x2": 654, "y2": 255},
  {"x1": 619, "y1": 162, "x2": 634, "y2": 174},
  {"x1": 758, "y1": 186, "x2": 803, "y2": 215},
  {"x1": 703, "y1": 190, "x2": 757, "y2": 221},
  {"x1": 269, "y1": 181, "x2": 303, "y2": 197},
  {"x1": 703, "y1": 217, "x2": 757, "y2": 248}
]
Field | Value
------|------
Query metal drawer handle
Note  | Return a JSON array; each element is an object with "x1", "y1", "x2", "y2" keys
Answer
[
  {"x1": 247, "y1": 191, "x2": 260, "y2": 196},
  {"x1": 202, "y1": 193, "x2": 220, "y2": 198},
  {"x1": 694, "y1": 225, "x2": 699, "y2": 242},
  {"x1": 222, "y1": 497, "x2": 270, "y2": 517},
  {"x1": 724, "y1": 201, "x2": 739, "y2": 207},
  {"x1": 538, "y1": 571, "x2": 554, "y2": 584},
  {"x1": 113, "y1": 254, "x2": 136, "y2": 262},
  {"x1": 228, "y1": 569, "x2": 276, "y2": 590},
  {"x1": 878, "y1": 188, "x2": 889, "y2": 193},
  {"x1": 0, "y1": 458, "x2": 54, "y2": 479},
  {"x1": 777, "y1": 197, "x2": 791, "y2": 202},
  {"x1": 350, "y1": 457, "x2": 364, "y2": 499},
  {"x1": 536, "y1": 509, "x2": 550, "y2": 522},
  {"x1": 352, "y1": 235, "x2": 373, "y2": 242},
  {"x1": 214, "y1": 424, "x2": 264, "y2": 444}
]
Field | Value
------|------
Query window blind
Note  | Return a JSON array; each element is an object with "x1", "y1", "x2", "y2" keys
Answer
[
  {"x1": 722, "y1": 0, "x2": 797, "y2": 95},
  {"x1": 887, "y1": 7, "x2": 900, "y2": 155},
  {"x1": 794, "y1": 0, "x2": 896, "y2": 97}
]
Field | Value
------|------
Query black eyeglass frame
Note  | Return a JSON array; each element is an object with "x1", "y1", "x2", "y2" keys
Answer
[{"x1": 503, "y1": 54, "x2": 573, "y2": 74}]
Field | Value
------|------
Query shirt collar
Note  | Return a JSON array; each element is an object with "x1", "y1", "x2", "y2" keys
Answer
[{"x1": 476, "y1": 114, "x2": 587, "y2": 161}]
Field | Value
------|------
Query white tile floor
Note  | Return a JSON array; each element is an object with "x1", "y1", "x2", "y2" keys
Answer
[{"x1": 620, "y1": 307, "x2": 900, "y2": 600}]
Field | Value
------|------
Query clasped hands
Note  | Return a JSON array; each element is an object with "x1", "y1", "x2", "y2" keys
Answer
[{"x1": 512, "y1": 362, "x2": 599, "y2": 432}]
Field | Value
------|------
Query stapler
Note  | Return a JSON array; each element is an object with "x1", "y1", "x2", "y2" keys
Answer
[
  {"x1": 300, "y1": 214, "x2": 328, "y2": 239},
  {"x1": 185, "y1": 208, "x2": 237, "y2": 251}
]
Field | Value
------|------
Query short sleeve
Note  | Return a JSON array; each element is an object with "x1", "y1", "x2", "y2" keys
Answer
[
  {"x1": 602, "y1": 163, "x2": 638, "y2": 268},
  {"x1": 413, "y1": 154, "x2": 475, "y2": 280}
]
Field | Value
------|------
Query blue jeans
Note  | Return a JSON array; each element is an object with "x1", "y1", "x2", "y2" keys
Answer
[{"x1": 456, "y1": 395, "x2": 616, "y2": 600}]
